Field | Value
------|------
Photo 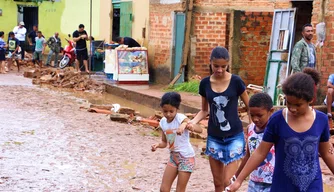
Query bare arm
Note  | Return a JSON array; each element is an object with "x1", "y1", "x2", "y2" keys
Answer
[
  {"x1": 177, "y1": 118, "x2": 190, "y2": 135},
  {"x1": 319, "y1": 142, "x2": 334, "y2": 174},
  {"x1": 190, "y1": 97, "x2": 209, "y2": 124},
  {"x1": 235, "y1": 142, "x2": 250, "y2": 178},
  {"x1": 73, "y1": 36, "x2": 82, "y2": 42},
  {"x1": 27, "y1": 36, "x2": 32, "y2": 45},
  {"x1": 151, "y1": 132, "x2": 168, "y2": 151},
  {"x1": 327, "y1": 81, "x2": 334, "y2": 89},
  {"x1": 226, "y1": 141, "x2": 273, "y2": 191},
  {"x1": 240, "y1": 90, "x2": 251, "y2": 124}
]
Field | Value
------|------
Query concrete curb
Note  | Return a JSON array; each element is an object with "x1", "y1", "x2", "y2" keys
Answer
[{"x1": 104, "y1": 83, "x2": 201, "y2": 114}]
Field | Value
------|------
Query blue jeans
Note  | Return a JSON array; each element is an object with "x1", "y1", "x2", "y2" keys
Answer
[
  {"x1": 205, "y1": 132, "x2": 245, "y2": 165},
  {"x1": 248, "y1": 180, "x2": 271, "y2": 192},
  {"x1": 46, "y1": 50, "x2": 59, "y2": 67}
]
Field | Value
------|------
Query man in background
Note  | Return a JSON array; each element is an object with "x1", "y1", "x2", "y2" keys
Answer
[
  {"x1": 73, "y1": 24, "x2": 89, "y2": 73},
  {"x1": 46, "y1": 32, "x2": 61, "y2": 68},
  {"x1": 290, "y1": 24, "x2": 316, "y2": 73},
  {"x1": 13, "y1": 21, "x2": 27, "y2": 61},
  {"x1": 115, "y1": 36, "x2": 141, "y2": 48}
]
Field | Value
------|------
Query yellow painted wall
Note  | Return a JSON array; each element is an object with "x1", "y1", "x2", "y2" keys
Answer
[
  {"x1": 0, "y1": 0, "x2": 111, "y2": 51},
  {"x1": 131, "y1": 0, "x2": 149, "y2": 47}
]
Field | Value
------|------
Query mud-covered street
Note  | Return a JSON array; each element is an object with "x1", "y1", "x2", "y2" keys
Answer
[
  {"x1": 0, "y1": 73, "x2": 220, "y2": 192},
  {"x1": 0, "y1": 73, "x2": 333, "y2": 192}
]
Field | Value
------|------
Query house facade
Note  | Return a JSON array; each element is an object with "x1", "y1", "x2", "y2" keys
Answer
[
  {"x1": 0, "y1": 0, "x2": 149, "y2": 51},
  {"x1": 148, "y1": 0, "x2": 332, "y2": 98}
]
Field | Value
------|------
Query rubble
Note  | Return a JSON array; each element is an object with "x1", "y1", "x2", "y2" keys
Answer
[
  {"x1": 119, "y1": 107, "x2": 136, "y2": 115},
  {"x1": 110, "y1": 113, "x2": 130, "y2": 123},
  {"x1": 31, "y1": 68, "x2": 105, "y2": 93}
]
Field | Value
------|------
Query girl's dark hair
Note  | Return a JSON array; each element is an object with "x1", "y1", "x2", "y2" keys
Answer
[
  {"x1": 249, "y1": 93, "x2": 273, "y2": 111},
  {"x1": 0, "y1": 31, "x2": 4, "y2": 37},
  {"x1": 210, "y1": 46, "x2": 229, "y2": 61},
  {"x1": 160, "y1": 92, "x2": 181, "y2": 109},
  {"x1": 282, "y1": 67, "x2": 320, "y2": 102},
  {"x1": 209, "y1": 46, "x2": 230, "y2": 73}
]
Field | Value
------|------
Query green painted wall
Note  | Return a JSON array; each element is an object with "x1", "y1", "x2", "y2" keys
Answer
[{"x1": 0, "y1": 0, "x2": 106, "y2": 52}]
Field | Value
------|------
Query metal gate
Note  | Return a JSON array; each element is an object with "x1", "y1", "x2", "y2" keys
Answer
[{"x1": 264, "y1": 9, "x2": 297, "y2": 105}]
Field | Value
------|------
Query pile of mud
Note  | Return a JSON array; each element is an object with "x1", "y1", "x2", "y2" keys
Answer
[{"x1": 27, "y1": 67, "x2": 105, "y2": 93}]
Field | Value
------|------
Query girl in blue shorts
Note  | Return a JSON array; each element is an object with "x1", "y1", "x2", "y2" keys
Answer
[
  {"x1": 226, "y1": 68, "x2": 334, "y2": 192},
  {"x1": 151, "y1": 92, "x2": 202, "y2": 192},
  {"x1": 187, "y1": 46, "x2": 251, "y2": 191}
]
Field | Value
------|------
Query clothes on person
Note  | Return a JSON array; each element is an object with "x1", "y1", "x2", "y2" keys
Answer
[
  {"x1": 123, "y1": 37, "x2": 141, "y2": 48},
  {"x1": 168, "y1": 151, "x2": 195, "y2": 172},
  {"x1": 33, "y1": 37, "x2": 45, "y2": 62},
  {"x1": 46, "y1": 35, "x2": 61, "y2": 53},
  {"x1": 247, "y1": 123, "x2": 275, "y2": 184},
  {"x1": 28, "y1": 30, "x2": 37, "y2": 44},
  {"x1": 262, "y1": 109, "x2": 329, "y2": 192},
  {"x1": 324, "y1": 74, "x2": 334, "y2": 107},
  {"x1": 291, "y1": 38, "x2": 317, "y2": 73},
  {"x1": 13, "y1": 26, "x2": 26, "y2": 42},
  {"x1": 199, "y1": 75, "x2": 246, "y2": 138},
  {"x1": 205, "y1": 132, "x2": 245, "y2": 165},
  {"x1": 0, "y1": 38, "x2": 6, "y2": 61},
  {"x1": 159, "y1": 113, "x2": 195, "y2": 158},
  {"x1": 73, "y1": 30, "x2": 88, "y2": 50},
  {"x1": 35, "y1": 36, "x2": 46, "y2": 52},
  {"x1": 7, "y1": 37, "x2": 20, "y2": 53}
]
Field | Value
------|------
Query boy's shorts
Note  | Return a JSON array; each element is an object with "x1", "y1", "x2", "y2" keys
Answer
[
  {"x1": 167, "y1": 152, "x2": 195, "y2": 173},
  {"x1": 205, "y1": 131, "x2": 245, "y2": 165},
  {"x1": 7, "y1": 51, "x2": 21, "y2": 60},
  {"x1": 248, "y1": 180, "x2": 272, "y2": 192},
  {"x1": 33, "y1": 51, "x2": 43, "y2": 61},
  {"x1": 324, "y1": 97, "x2": 334, "y2": 107},
  {"x1": 0, "y1": 50, "x2": 5, "y2": 61}
]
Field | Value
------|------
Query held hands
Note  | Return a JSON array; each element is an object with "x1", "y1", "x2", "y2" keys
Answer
[
  {"x1": 176, "y1": 126, "x2": 185, "y2": 135},
  {"x1": 185, "y1": 121, "x2": 195, "y2": 132},
  {"x1": 224, "y1": 175, "x2": 241, "y2": 192},
  {"x1": 151, "y1": 143, "x2": 159, "y2": 152},
  {"x1": 80, "y1": 35, "x2": 87, "y2": 39}
]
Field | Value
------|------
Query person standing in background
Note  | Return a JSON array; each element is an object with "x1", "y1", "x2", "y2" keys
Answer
[
  {"x1": 46, "y1": 32, "x2": 61, "y2": 68},
  {"x1": 13, "y1": 21, "x2": 27, "y2": 61},
  {"x1": 290, "y1": 24, "x2": 316, "y2": 73},
  {"x1": 27, "y1": 25, "x2": 40, "y2": 52}
]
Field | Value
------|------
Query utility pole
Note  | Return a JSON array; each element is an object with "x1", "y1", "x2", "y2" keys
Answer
[{"x1": 89, "y1": 0, "x2": 93, "y2": 78}]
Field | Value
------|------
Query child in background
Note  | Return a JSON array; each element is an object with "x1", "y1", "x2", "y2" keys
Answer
[
  {"x1": 226, "y1": 67, "x2": 334, "y2": 192},
  {"x1": 234, "y1": 93, "x2": 275, "y2": 192},
  {"x1": 33, "y1": 31, "x2": 46, "y2": 68},
  {"x1": 7, "y1": 31, "x2": 20, "y2": 71},
  {"x1": 151, "y1": 92, "x2": 202, "y2": 192},
  {"x1": 0, "y1": 31, "x2": 7, "y2": 74}
]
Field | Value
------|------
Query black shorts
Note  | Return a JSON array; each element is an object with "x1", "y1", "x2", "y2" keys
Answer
[
  {"x1": 0, "y1": 50, "x2": 5, "y2": 61},
  {"x1": 76, "y1": 49, "x2": 88, "y2": 61}
]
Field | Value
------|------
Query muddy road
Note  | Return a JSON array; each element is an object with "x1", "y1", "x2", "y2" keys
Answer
[{"x1": 0, "y1": 73, "x2": 333, "y2": 192}]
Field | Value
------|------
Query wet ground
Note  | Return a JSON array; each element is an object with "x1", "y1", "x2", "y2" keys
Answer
[{"x1": 0, "y1": 72, "x2": 333, "y2": 192}]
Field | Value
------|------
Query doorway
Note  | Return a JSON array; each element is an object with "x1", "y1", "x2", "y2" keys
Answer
[
  {"x1": 292, "y1": 1, "x2": 313, "y2": 45},
  {"x1": 17, "y1": 5, "x2": 38, "y2": 52},
  {"x1": 112, "y1": 8, "x2": 120, "y2": 41}
]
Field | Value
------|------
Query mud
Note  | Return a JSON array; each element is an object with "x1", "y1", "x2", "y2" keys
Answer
[{"x1": 0, "y1": 73, "x2": 333, "y2": 192}]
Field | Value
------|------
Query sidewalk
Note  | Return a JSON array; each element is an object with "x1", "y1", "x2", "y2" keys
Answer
[{"x1": 104, "y1": 82, "x2": 202, "y2": 114}]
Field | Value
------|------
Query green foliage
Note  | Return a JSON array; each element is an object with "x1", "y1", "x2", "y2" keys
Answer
[{"x1": 169, "y1": 81, "x2": 200, "y2": 94}]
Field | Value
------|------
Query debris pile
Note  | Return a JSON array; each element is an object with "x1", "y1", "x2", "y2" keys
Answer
[
  {"x1": 30, "y1": 68, "x2": 105, "y2": 93},
  {"x1": 86, "y1": 104, "x2": 207, "y2": 139}
]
